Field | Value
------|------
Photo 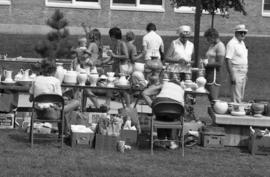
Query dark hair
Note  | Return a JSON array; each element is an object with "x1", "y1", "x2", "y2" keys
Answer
[
  {"x1": 40, "y1": 59, "x2": 56, "y2": 76},
  {"x1": 126, "y1": 31, "x2": 135, "y2": 42},
  {"x1": 204, "y1": 28, "x2": 219, "y2": 39},
  {"x1": 109, "y1": 27, "x2": 122, "y2": 40},
  {"x1": 146, "y1": 23, "x2": 157, "y2": 32}
]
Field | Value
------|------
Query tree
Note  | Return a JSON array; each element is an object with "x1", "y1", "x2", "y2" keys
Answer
[
  {"x1": 35, "y1": 9, "x2": 72, "y2": 62},
  {"x1": 170, "y1": 0, "x2": 247, "y2": 67}
]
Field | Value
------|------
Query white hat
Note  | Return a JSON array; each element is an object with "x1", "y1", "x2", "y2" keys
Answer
[
  {"x1": 234, "y1": 24, "x2": 248, "y2": 32},
  {"x1": 177, "y1": 25, "x2": 191, "y2": 34}
]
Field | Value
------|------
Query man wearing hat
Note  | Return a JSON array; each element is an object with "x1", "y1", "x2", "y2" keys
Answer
[
  {"x1": 225, "y1": 24, "x2": 248, "y2": 103},
  {"x1": 165, "y1": 25, "x2": 194, "y2": 81}
]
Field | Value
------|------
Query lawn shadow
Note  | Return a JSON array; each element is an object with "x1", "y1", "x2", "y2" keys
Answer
[{"x1": 8, "y1": 129, "x2": 30, "y2": 144}]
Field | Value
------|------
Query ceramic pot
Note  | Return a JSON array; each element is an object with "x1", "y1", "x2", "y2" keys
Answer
[
  {"x1": 4, "y1": 70, "x2": 13, "y2": 82},
  {"x1": 64, "y1": 70, "x2": 77, "y2": 85},
  {"x1": 55, "y1": 63, "x2": 66, "y2": 83},
  {"x1": 118, "y1": 74, "x2": 129, "y2": 85},
  {"x1": 251, "y1": 103, "x2": 265, "y2": 116},
  {"x1": 89, "y1": 73, "x2": 99, "y2": 86},
  {"x1": 14, "y1": 70, "x2": 23, "y2": 81},
  {"x1": 145, "y1": 57, "x2": 163, "y2": 72},
  {"x1": 21, "y1": 69, "x2": 31, "y2": 81},
  {"x1": 77, "y1": 72, "x2": 88, "y2": 86},
  {"x1": 134, "y1": 62, "x2": 145, "y2": 72},
  {"x1": 213, "y1": 100, "x2": 228, "y2": 114},
  {"x1": 196, "y1": 76, "x2": 207, "y2": 92}
]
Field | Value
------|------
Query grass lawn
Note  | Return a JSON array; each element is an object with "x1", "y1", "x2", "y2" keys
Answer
[
  {"x1": 1, "y1": 128, "x2": 270, "y2": 177},
  {"x1": 0, "y1": 34, "x2": 270, "y2": 177}
]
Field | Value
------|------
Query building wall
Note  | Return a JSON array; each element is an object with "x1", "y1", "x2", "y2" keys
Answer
[{"x1": 0, "y1": 0, "x2": 269, "y2": 36}]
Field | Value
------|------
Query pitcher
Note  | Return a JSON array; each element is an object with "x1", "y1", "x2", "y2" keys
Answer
[
  {"x1": 4, "y1": 70, "x2": 13, "y2": 82},
  {"x1": 21, "y1": 69, "x2": 31, "y2": 80}
]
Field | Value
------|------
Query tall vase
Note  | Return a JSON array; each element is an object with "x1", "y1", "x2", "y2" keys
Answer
[{"x1": 55, "y1": 63, "x2": 66, "y2": 83}]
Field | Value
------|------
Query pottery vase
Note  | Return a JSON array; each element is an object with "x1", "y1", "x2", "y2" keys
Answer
[
  {"x1": 145, "y1": 57, "x2": 163, "y2": 72},
  {"x1": 89, "y1": 73, "x2": 99, "y2": 86},
  {"x1": 55, "y1": 63, "x2": 66, "y2": 83},
  {"x1": 63, "y1": 70, "x2": 77, "y2": 85},
  {"x1": 77, "y1": 72, "x2": 88, "y2": 86}
]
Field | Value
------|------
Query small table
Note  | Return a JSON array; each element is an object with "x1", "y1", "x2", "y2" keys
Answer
[
  {"x1": 61, "y1": 84, "x2": 143, "y2": 110},
  {"x1": 208, "y1": 107, "x2": 270, "y2": 146}
]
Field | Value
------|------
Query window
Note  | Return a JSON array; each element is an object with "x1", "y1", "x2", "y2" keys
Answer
[
  {"x1": 0, "y1": 0, "x2": 11, "y2": 5},
  {"x1": 111, "y1": 0, "x2": 165, "y2": 12},
  {"x1": 45, "y1": 0, "x2": 101, "y2": 9},
  {"x1": 262, "y1": 0, "x2": 270, "y2": 16}
]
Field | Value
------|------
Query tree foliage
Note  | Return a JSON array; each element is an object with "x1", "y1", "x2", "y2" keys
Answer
[
  {"x1": 35, "y1": 9, "x2": 72, "y2": 61},
  {"x1": 170, "y1": 0, "x2": 247, "y2": 16}
]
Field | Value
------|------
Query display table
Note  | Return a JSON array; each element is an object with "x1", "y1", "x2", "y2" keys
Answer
[{"x1": 208, "y1": 107, "x2": 270, "y2": 147}]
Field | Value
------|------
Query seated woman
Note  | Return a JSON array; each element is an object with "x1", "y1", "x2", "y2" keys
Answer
[
  {"x1": 29, "y1": 59, "x2": 80, "y2": 134},
  {"x1": 29, "y1": 59, "x2": 80, "y2": 112},
  {"x1": 142, "y1": 81, "x2": 185, "y2": 149}
]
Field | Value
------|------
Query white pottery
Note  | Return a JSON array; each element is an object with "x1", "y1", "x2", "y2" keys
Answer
[
  {"x1": 196, "y1": 76, "x2": 207, "y2": 92},
  {"x1": 21, "y1": 69, "x2": 31, "y2": 81},
  {"x1": 14, "y1": 70, "x2": 23, "y2": 81},
  {"x1": 118, "y1": 74, "x2": 129, "y2": 86},
  {"x1": 55, "y1": 63, "x2": 67, "y2": 83},
  {"x1": 213, "y1": 100, "x2": 228, "y2": 114},
  {"x1": 107, "y1": 72, "x2": 115, "y2": 78},
  {"x1": 4, "y1": 70, "x2": 13, "y2": 82},
  {"x1": 64, "y1": 70, "x2": 77, "y2": 85},
  {"x1": 134, "y1": 62, "x2": 145, "y2": 72},
  {"x1": 89, "y1": 73, "x2": 99, "y2": 86},
  {"x1": 77, "y1": 72, "x2": 88, "y2": 86}
]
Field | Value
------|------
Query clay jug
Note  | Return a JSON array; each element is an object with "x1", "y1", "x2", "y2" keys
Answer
[{"x1": 55, "y1": 63, "x2": 66, "y2": 83}]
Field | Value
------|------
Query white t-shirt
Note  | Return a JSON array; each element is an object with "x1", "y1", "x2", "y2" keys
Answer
[
  {"x1": 29, "y1": 75, "x2": 62, "y2": 98},
  {"x1": 226, "y1": 37, "x2": 248, "y2": 65},
  {"x1": 142, "y1": 31, "x2": 164, "y2": 60}
]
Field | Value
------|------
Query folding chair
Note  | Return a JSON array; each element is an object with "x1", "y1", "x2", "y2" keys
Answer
[
  {"x1": 29, "y1": 94, "x2": 65, "y2": 149},
  {"x1": 150, "y1": 98, "x2": 185, "y2": 156}
]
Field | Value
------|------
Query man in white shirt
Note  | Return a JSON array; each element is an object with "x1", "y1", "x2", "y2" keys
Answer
[
  {"x1": 165, "y1": 25, "x2": 194, "y2": 81},
  {"x1": 225, "y1": 24, "x2": 248, "y2": 103},
  {"x1": 142, "y1": 23, "x2": 164, "y2": 61}
]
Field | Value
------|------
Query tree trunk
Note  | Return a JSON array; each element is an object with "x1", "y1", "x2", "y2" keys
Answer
[
  {"x1": 194, "y1": 0, "x2": 202, "y2": 68},
  {"x1": 211, "y1": 13, "x2": 215, "y2": 29}
]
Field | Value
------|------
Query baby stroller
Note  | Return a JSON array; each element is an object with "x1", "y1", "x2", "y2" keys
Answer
[{"x1": 150, "y1": 97, "x2": 185, "y2": 156}]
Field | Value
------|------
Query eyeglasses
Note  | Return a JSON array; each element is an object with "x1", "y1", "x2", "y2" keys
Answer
[{"x1": 237, "y1": 31, "x2": 247, "y2": 35}]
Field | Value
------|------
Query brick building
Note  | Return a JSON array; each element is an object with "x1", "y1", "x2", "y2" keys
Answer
[{"x1": 0, "y1": 0, "x2": 269, "y2": 36}]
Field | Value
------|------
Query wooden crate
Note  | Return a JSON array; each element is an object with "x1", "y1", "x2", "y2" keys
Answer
[{"x1": 0, "y1": 113, "x2": 15, "y2": 129}]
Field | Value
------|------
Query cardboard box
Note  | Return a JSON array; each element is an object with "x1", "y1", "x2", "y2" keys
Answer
[
  {"x1": 95, "y1": 134, "x2": 119, "y2": 152},
  {"x1": 249, "y1": 133, "x2": 270, "y2": 155},
  {"x1": 87, "y1": 112, "x2": 107, "y2": 124},
  {"x1": 201, "y1": 126, "x2": 225, "y2": 147},
  {"x1": 71, "y1": 131, "x2": 95, "y2": 148},
  {"x1": 0, "y1": 113, "x2": 14, "y2": 129},
  {"x1": 120, "y1": 130, "x2": 138, "y2": 146}
]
